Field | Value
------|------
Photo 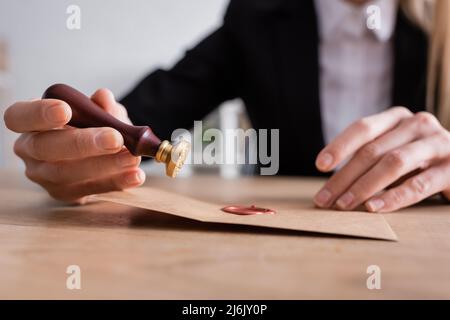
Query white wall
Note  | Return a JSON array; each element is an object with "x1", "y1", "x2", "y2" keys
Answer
[{"x1": 0, "y1": 0, "x2": 228, "y2": 168}]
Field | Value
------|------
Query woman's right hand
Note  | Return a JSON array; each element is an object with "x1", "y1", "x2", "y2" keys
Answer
[{"x1": 3, "y1": 88, "x2": 146, "y2": 204}]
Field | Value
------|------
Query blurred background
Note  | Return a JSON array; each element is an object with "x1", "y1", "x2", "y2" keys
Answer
[{"x1": 0, "y1": 0, "x2": 250, "y2": 177}]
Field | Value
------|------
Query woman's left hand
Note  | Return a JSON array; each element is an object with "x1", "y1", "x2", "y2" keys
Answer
[{"x1": 314, "y1": 107, "x2": 450, "y2": 213}]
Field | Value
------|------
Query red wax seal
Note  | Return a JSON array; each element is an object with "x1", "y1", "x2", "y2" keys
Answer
[{"x1": 221, "y1": 205, "x2": 276, "y2": 216}]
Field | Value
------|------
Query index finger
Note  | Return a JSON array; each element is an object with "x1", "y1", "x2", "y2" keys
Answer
[
  {"x1": 4, "y1": 99, "x2": 72, "y2": 133},
  {"x1": 315, "y1": 107, "x2": 413, "y2": 172}
]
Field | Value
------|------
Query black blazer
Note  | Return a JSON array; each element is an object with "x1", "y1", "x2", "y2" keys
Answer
[{"x1": 121, "y1": 0, "x2": 428, "y2": 176}]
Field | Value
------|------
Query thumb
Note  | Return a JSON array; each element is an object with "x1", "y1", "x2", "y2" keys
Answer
[{"x1": 91, "y1": 88, "x2": 130, "y2": 123}]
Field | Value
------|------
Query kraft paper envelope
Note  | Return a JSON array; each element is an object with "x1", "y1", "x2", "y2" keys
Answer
[{"x1": 94, "y1": 187, "x2": 398, "y2": 241}]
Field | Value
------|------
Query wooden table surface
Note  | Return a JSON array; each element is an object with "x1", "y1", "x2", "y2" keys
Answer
[{"x1": 0, "y1": 169, "x2": 449, "y2": 299}]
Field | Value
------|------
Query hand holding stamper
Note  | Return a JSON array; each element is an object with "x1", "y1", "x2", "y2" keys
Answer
[{"x1": 42, "y1": 84, "x2": 190, "y2": 178}]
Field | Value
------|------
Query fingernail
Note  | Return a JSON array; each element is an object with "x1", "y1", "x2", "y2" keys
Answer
[
  {"x1": 366, "y1": 198, "x2": 385, "y2": 212},
  {"x1": 105, "y1": 89, "x2": 115, "y2": 101},
  {"x1": 45, "y1": 104, "x2": 70, "y2": 124},
  {"x1": 336, "y1": 192, "x2": 354, "y2": 209},
  {"x1": 316, "y1": 152, "x2": 334, "y2": 170},
  {"x1": 117, "y1": 152, "x2": 139, "y2": 167},
  {"x1": 125, "y1": 170, "x2": 145, "y2": 185},
  {"x1": 95, "y1": 129, "x2": 123, "y2": 150},
  {"x1": 314, "y1": 188, "x2": 332, "y2": 207}
]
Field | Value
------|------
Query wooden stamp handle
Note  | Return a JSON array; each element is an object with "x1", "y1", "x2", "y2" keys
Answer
[{"x1": 42, "y1": 83, "x2": 161, "y2": 157}]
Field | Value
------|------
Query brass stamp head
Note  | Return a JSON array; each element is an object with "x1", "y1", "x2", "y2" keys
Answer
[{"x1": 155, "y1": 140, "x2": 190, "y2": 178}]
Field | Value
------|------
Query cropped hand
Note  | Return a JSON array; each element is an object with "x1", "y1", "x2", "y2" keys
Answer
[
  {"x1": 314, "y1": 107, "x2": 450, "y2": 212},
  {"x1": 4, "y1": 89, "x2": 145, "y2": 204}
]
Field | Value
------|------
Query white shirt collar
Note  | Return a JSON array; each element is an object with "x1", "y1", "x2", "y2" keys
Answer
[{"x1": 315, "y1": 0, "x2": 399, "y2": 42}]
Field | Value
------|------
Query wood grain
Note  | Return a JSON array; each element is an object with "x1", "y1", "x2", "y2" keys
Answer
[{"x1": 0, "y1": 170, "x2": 449, "y2": 299}]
